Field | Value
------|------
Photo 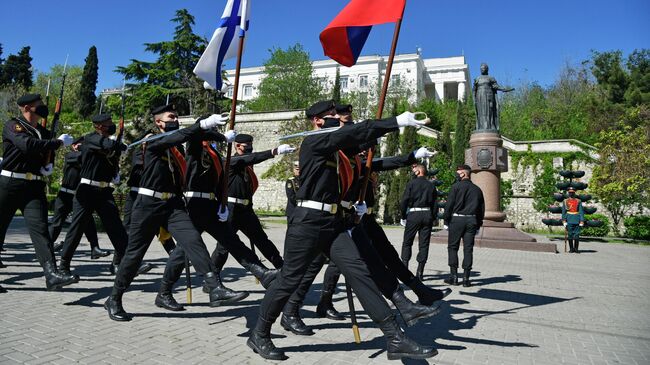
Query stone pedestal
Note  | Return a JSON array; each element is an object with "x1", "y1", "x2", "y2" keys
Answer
[{"x1": 431, "y1": 131, "x2": 556, "y2": 253}]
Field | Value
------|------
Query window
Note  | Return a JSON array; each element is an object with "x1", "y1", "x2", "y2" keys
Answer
[
  {"x1": 243, "y1": 84, "x2": 253, "y2": 97},
  {"x1": 340, "y1": 76, "x2": 349, "y2": 90},
  {"x1": 359, "y1": 74, "x2": 368, "y2": 88},
  {"x1": 226, "y1": 86, "x2": 234, "y2": 98},
  {"x1": 391, "y1": 74, "x2": 401, "y2": 86}
]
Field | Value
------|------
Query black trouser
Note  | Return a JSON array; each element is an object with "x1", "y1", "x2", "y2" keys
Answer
[
  {"x1": 163, "y1": 198, "x2": 264, "y2": 285},
  {"x1": 0, "y1": 176, "x2": 55, "y2": 267},
  {"x1": 60, "y1": 184, "x2": 126, "y2": 263},
  {"x1": 401, "y1": 211, "x2": 433, "y2": 264},
  {"x1": 363, "y1": 214, "x2": 416, "y2": 284},
  {"x1": 122, "y1": 189, "x2": 138, "y2": 234},
  {"x1": 49, "y1": 191, "x2": 99, "y2": 248},
  {"x1": 259, "y1": 207, "x2": 393, "y2": 324},
  {"x1": 212, "y1": 203, "x2": 283, "y2": 270},
  {"x1": 447, "y1": 216, "x2": 478, "y2": 270},
  {"x1": 112, "y1": 195, "x2": 219, "y2": 295}
]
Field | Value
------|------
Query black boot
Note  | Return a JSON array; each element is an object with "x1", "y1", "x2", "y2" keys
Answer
[
  {"x1": 379, "y1": 315, "x2": 438, "y2": 360},
  {"x1": 104, "y1": 293, "x2": 132, "y2": 321},
  {"x1": 568, "y1": 239, "x2": 575, "y2": 253},
  {"x1": 90, "y1": 245, "x2": 111, "y2": 260},
  {"x1": 58, "y1": 259, "x2": 80, "y2": 283},
  {"x1": 204, "y1": 272, "x2": 249, "y2": 307},
  {"x1": 43, "y1": 261, "x2": 78, "y2": 290},
  {"x1": 0, "y1": 284, "x2": 6, "y2": 293},
  {"x1": 52, "y1": 241, "x2": 64, "y2": 252},
  {"x1": 280, "y1": 301, "x2": 314, "y2": 336},
  {"x1": 109, "y1": 261, "x2": 153, "y2": 276},
  {"x1": 247, "y1": 317, "x2": 288, "y2": 361},
  {"x1": 443, "y1": 268, "x2": 459, "y2": 286},
  {"x1": 391, "y1": 288, "x2": 440, "y2": 327},
  {"x1": 574, "y1": 239, "x2": 580, "y2": 253},
  {"x1": 316, "y1": 290, "x2": 345, "y2": 321},
  {"x1": 407, "y1": 277, "x2": 452, "y2": 306},
  {"x1": 416, "y1": 262, "x2": 425, "y2": 281},
  {"x1": 246, "y1": 263, "x2": 279, "y2": 289},
  {"x1": 462, "y1": 270, "x2": 472, "y2": 287},
  {"x1": 155, "y1": 280, "x2": 185, "y2": 311}
]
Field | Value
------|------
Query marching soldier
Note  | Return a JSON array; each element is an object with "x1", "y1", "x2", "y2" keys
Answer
[
  {"x1": 49, "y1": 137, "x2": 110, "y2": 259},
  {"x1": 58, "y1": 114, "x2": 131, "y2": 278},
  {"x1": 443, "y1": 165, "x2": 485, "y2": 287},
  {"x1": 562, "y1": 186, "x2": 584, "y2": 253},
  {"x1": 247, "y1": 100, "x2": 437, "y2": 361},
  {"x1": 400, "y1": 164, "x2": 437, "y2": 281},
  {"x1": 104, "y1": 105, "x2": 254, "y2": 321},
  {"x1": 211, "y1": 134, "x2": 289, "y2": 273},
  {"x1": 0, "y1": 93, "x2": 77, "y2": 289}
]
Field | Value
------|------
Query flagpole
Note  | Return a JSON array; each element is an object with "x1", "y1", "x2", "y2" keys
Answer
[{"x1": 356, "y1": 3, "x2": 406, "y2": 211}]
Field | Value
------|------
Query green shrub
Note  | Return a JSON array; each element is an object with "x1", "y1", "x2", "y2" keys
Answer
[
  {"x1": 582, "y1": 213, "x2": 610, "y2": 237},
  {"x1": 624, "y1": 215, "x2": 650, "y2": 240}
]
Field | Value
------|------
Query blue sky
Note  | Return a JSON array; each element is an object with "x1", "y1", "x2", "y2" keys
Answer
[{"x1": 2, "y1": 0, "x2": 648, "y2": 93}]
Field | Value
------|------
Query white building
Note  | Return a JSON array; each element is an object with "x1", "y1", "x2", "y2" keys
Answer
[{"x1": 224, "y1": 53, "x2": 470, "y2": 104}]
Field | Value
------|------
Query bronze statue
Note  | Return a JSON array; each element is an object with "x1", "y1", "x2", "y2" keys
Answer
[{"x1": 473, "y1": 63, "x2": 514, "y2": 132}]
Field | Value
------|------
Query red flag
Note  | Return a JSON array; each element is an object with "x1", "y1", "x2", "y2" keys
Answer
[{"x1": 320, "y1": 0, "x2": 406, "y2": 67}]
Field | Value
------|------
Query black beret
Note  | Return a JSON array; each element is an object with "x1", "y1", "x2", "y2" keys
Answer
[
  {"x1": 72, "y1": 136, "x2": 85, "y2": 145},
  {"x1": 150, "y1": 104, "x2": 176, "y2": 116},
  {"x1": 335, "y1": 103, "x2": 353, "y2": 114},
  {"x1": 306, "y1": 100, "x2": 335, "y2": 119},
  {"x1": 17, "y1": 93, "x2": 42, "y2": 106},
  {"x1": 456, "y1": 164, "x2": 472, "y2": 171},
  {"x1": 91, "y1": 113, "x2": 112, "y2": 123},
  {"x1": 234, "y1": 134, "x2": 253, "y2": 143}
]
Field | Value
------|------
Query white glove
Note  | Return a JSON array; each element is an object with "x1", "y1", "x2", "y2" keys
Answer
[
  {"x1": 200, "y1": 114, "x2": 228, "y2": 129},
  {"x1": 217, "y1": 205, "x2": 229, "y2": 222},
  {"x1": 347, "y1": 228, "x2": 354, "y2": 237},
  {"x1": 224, "y1": 130, "x2": 237, "y2": 143},
  {"x1": 353, "y1": 202, "x2": 367, "y2": 217},
  {"x1": 276, "y1": 144, "x2": 296, "y2": 155},
  {"x1": 109, "y1": 135, "x2": 117, "y2": 141},
  {"x1": 112, "y1": 175, "x2": 120, "y2": 184},
  {"x1": 400, "y1": 219, "x2": 407, "y2": 227},
  {"x1": 58, "y1": 134, "x2": 73, "y2": 146},
  {"x1": 396, "y1": 112, "x2": 426, "y2": 128},
  {"x1": 444, "y1": 224, "x2": 449, "y2": 231},
  {"x1": 40, "y1": 163, "x2": 54, "y2": 176},
  {"x1": 563, "y1": 221, "x2": 567, "y2": 227},
  {"x1": 579, "y1": 222, "x2": 584, "y2": 227},
  {"x1": 414, "y1": 147, "x2": 437, "y2": 159}
]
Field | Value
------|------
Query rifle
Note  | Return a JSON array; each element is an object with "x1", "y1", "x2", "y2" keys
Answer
[
  {"x1": 113, "y1": 79, "x2": 126, "y2": 178},
  {"x1": 345, "y1": 281, "x2": 361, "y2": 344},
  {"x1": 41, "y1": 78, "x2": 51, "y2": 129},
  {"x1": 44, "y1": 55, "x2": 69, "y2": 166}
]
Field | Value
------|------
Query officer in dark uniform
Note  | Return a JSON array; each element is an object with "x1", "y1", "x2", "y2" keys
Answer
[
  {"x1": 247, "y1": 100, "x2": 437, "y2": 361},
  {"x1": 443, "y1": 164, "x2": 485, "y2": 287},
  {"x1": 157, "y1": 118, "x2": 280, "y2": 311},
  {"x1": 400, "y1": 164, "x2": 437, "y2": 280},
  {"x1": 105, "y1": 105, "x2": 250, "y2": 321},
  {"x1": 562, "y1": 186, "x2": 584, "y2": 253},
  {"x1": 58, "y1": 114, "x2": 130, "y2": 278},
  {"x1": 210, "y1": 134, "x2": 292, "y2": 272},
  {"x1": 49, "y1": 137, "x2": 109, "y2": 259},
  {"x1": 0, "y1": 93, "x2": 77, "y2": 289}
]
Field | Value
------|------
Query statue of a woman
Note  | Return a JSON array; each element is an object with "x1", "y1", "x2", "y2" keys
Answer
[{"x1": 473, "y1": 63, "x2": 514, "y2": 132}]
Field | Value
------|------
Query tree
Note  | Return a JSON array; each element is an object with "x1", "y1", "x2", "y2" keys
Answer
[
  {"x1": 77, "y1": 46, "x2": 99, "y2": 118},
  {"x1": 452, "y1": 101, "x2": 471, "y2": 166},
  {"x1": 246, "y1": 44, "x2": 323, "y2": 112},
  {"x1": 625, "y1": 49, "x2": 650, "y2": 106},
  {"x1": 331, "y1": 66, "x2": 341, "y2": 103},
  {"x1": 590, "y1": 50, "x2": 629, "y2": 104},
  {"x1": 0, "y1": 46, "x2": 33, "y2": 89}
]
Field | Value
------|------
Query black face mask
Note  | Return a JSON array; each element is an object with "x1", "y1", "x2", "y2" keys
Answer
[
  {"x1": 243, "y1": 146, "x2": 254, "y2": 154},
  {"x1": 163, "y1": 121, "x2": 179, "y2": 132},
  {"x1": 106, "y1": 125, "x2": 117, "y2": 135},
  {"x1": 343, "y1": 121, "x2": 354, "y2": 127},
  {"x1": 455, "y1": 173, "x2": 462, "y2": 181},
  {"x1": 34, "y1": 105, "x2": 49, "y2": 118},
  {"x1": 322, "y1": 117, "x2": 340, "y2": 129}
]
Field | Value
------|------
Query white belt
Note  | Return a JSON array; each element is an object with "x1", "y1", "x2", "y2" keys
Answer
[
  {"x1": 227, "y1": 197, "x2": 250, "y2": 206},
  {"x1": 130, "y1": 187, "x2": 139, "y2": 192},
  {"x1": 138, "y1": 188, "x2": 176, "y2": 200},
  {"x1": 185, "y1": 191, "x2": 216, "y2": 200},
  {"x1": 297, "y1": 200, "x2": 338, "y2": 214},
  {"x1": 453, "y1": 213, "x2": 475, "y2": 217},
  {"x1": 80, "y1": 178, "x2": 111, "y2": 188},
  {"x1": 340, "y1": 200, "x2": 353, "y2": 209},
  {"x1": 1, "y1": 170, "x2": 43, "y2": 181},
  {"x1": 408, "y1": 207, "x2": 430, "y2": 213},
  {"x1": 59, "y1": 187, "x2": 76, "y2": 194}
]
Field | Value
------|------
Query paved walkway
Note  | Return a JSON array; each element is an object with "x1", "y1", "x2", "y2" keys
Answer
[{"x1": 1, "y1": 218, "x2": 649, "y2": 364}]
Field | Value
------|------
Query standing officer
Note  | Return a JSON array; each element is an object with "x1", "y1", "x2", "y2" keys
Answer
[
  {"x1": 443, "y1": 165, "x2": 485, "y2": 287},
  {"x1": 562, "y1": 186, "x2": 584, "y2": 253},
  {"x1": 0, "y1": 93, "x2": 77, "y2": 289},
  {"x1": 105, "y1": 105, "x2": 241, "y2": 321},
  {"x1": 211, "y1": 134, "x2": 289, "y2": 273},
  {"x1": 58, "y1": 114, "x2": 130, "y2": 277},
  {"x1": 400, "y1": 164, "x2": 437, "y2": 281},
  {"x1": 49, "y1": 137, "x2": 109, "y2": 259},
  {"x1": 247, "y1": 100, "x2": 437, "y2": 361}
]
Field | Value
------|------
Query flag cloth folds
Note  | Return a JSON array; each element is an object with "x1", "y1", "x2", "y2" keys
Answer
[
  {"x1": 320, "y1": 0, "x2": 405, "y2": 67},
  {"x1": 194, "y1": 0, "x2": 250, "y2": 91}
]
